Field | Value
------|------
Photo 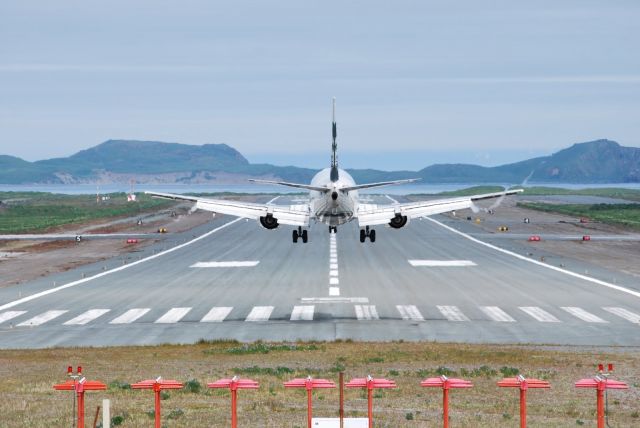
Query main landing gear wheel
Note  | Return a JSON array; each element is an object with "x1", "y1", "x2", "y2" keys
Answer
[
  {"x1": 360, "y1": 226, "x2": 376, "y2": 243},
  {"x1": 293, "y1": 227, "x2": 308, "y2": 243}
]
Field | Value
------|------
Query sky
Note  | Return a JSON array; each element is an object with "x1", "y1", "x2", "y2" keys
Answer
[{"x1": 1, "y1": 1, "x2": 639, "y2": 170}]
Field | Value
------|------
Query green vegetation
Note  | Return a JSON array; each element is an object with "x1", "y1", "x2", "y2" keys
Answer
[
  {"x1": 521, "y1": 186, "x2": 640, "y2": 201},
  {"x1": 518, "y1": 202, "x2": 640, "y2": 229},
  {"x1": 0, "y1": 192, "x2": 174, "y2": 233},
  {"x1": 433, "y1": 185, "x2": 507, "y2": 197},
  {"x1": 224, "y1": 342, "x2": 321, "y2": 355}
]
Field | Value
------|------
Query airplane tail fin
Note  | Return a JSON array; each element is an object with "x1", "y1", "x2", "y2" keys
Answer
[{"x1": 330, "y1": 97, "x2": 339, "y2": 182}]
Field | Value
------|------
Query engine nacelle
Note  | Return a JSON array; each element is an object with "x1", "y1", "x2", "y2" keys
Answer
[
  {"x1": 259, "y1": 214, "x2": 279, "y2": 230},
  {"x1": 389, "y1": 213, "x2": 408, "y2": 229}
]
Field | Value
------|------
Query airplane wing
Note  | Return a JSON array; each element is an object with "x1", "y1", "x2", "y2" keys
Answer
[
  {"x1": 357, "y1": 189, "x2": 523, "y2": 226},
  {"x1": 247, "y1": 179, "x2": 328, "y2": 192},
  {"x1": 145, "y1": 191, "x2": 310, "y2": 226}
]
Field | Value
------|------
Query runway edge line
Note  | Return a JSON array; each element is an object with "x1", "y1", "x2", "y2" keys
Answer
[{"x1": 0, "y1": 218, "x2": 243, "y2": 311}]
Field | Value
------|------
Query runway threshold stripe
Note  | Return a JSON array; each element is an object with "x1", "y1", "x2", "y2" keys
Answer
[
  {"x1": 396, "y1": 305, "x2": 424, "y2": 321},
  {"x1": 17, "y1": 310, "x2": 68, "y2": 327},
  {"x1": 409, "y1": 260, "x2": 476, "y2": 267},
  {"x1": 290, "y1": 305, "x2": 314, "y2": 321},
  {"x1": 561, "y1": 307, "x2": 608, "y2": 323},
  {"x1": 201, "y1": 307, "x2": 233, "y2": 322},
  {"x1": 191, "y1": 261, "x2": 259, "y2": 268},
  {"x1": 603, "y1": 307, "x2": 640, "y2": 323},
  {"x1": 355, "y1": 305, "x2": 379, "y2": 320},
  {"x1": 480, "y1": 306, "x2": 516, "y2": 322},
  {"x1": 0, "y1": 311, "x2": 26, "y2": 324},
  {"x1": 109, "y1": 308, "x2": 150, "y2": 324},
  {"x1": 519, "y1": 307, "x2": 560, "y2": 323},
  {"x1": 329, "y1": 287, "x2": 340, "y2": 296},
  {"x1": 245, "y1": 306, "x2": 274, "y2": 322},
  {"x1": 0, "y1": 218, "x2": 244, "y2": 312},
  {"x1": 426, "y1": 217, "x2": 640, "y2": 300},
  {"x1": 437, "y1": 305, "x2": 469, "y2": 321},
  {"x1": 155, "y1": 307, "x2": 192, "y2": 323},
  {"x1": 63, "y1": 309, "x2": 110, "y2": 325},
  {"x1": 329, "y1": 278, "x2": 339, "y2": 285}
]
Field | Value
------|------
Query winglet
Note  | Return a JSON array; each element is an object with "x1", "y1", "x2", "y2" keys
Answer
[{"x1": 330, "y1": 97, "x2": 339, "y2": 182}]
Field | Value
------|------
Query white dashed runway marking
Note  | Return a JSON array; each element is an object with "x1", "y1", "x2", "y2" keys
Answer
[
  {"x1": 110, "y1": 308, "x2": 151, "y2": 324},
  {"x1": 191, "y1": 261, "x2": 259, "y2": 268},
  {"x1": 355, "y1": 305, "x2": 379, "y2": 320},
  {"x1": 396, "y1": 305, "x2": 424, "y2": 321},
  {"x1": 519, "y1": 307, "x2": 560, "y2": 323},
  {"x1": 63, "y1": 309, "x2": 110, "y2": 325},
  {"x1": 290, "y1": 305, "x2": 315, "y2": 321},
  {"x1": 0, "y1": 311, "x2": 26, "y2": 324},
  {"x1": 603, "y1": 307, "x2": 640, "y2": 323},
  {"x1": 245, "y1": 306, "x2": 274, "y2": 322},
  {"x1": 561, "y1": 307, "x2": 608, "y2": 323},
  {"x1": 201, "y1": 307, "x2": 233, "y2": 322},
  {"x1": 17, "y1": 310, "x2": 68, "y2": 327},
  {"x1": 155, "y1": 307, "x2": 192, "y2": 323},
  {"x1": 480, "y1": 306, "x2": 516, "y2": 322},
  {"x1": 437, "y1": 305, "x2": 470, "y2": 321}
]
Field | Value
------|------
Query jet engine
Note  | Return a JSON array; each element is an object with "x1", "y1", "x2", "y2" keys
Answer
[
  {"x1": 259, "y1": 214, "x2": 279, "y2": 229},
  {"x1": 389, "y1": 213, "x2": 408, "y2": 229}
]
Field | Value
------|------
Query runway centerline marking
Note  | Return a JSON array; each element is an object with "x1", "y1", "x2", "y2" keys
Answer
[
  {"x1": 201, "y1": 307, "x2": 233, "y2": 322},
  {"x1": 0, "y1": 218, "x2": 243, "y2": 312},
  {"x1": 110, "y1": 308, "x2": 150, "y2": 324},
  {"x1": 191, "y1": 261, "x2": 259, "y2": 268},
  {"x1": 329, "y1": 287, "x2": 340, "y2": 296},
  {"x1": 426, "y1": 217, "x2": 640, "y2": 300},
  {"x1": 409, "y1": 260, "x2": 476, "y2": 267},
  {"x1": 63, "y1": 309, "x2": 110, "y2": 325},
  {"x1": 17, "y1": 310, "x2": 68, "y2": 327},
  {"x1": 0, "y1": 311, "x2": 26, "y2": 324}
]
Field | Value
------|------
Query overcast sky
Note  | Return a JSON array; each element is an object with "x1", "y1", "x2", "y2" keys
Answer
[{"x1": 1, "y1": 1, "x2": 639, "y2": 170}]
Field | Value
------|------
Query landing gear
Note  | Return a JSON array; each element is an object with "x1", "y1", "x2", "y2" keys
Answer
[
  {"x1": 329, "y1": 226, "x2": 337, "y2": 234},
  {"x1": 293, "y1": 227, "x2": 308, "y2": 243},
  {"x1": 360, "y1": 226, "x2": 376, "y2": 243}
]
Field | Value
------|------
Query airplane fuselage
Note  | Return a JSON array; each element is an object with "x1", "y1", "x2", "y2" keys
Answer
[{"x1": 309, "y1": 167, "x2": 358, "y2": 226}]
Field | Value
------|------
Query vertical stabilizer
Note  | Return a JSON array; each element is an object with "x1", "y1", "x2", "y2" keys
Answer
[{"x1": 330, "y1": 97, "x2": 339, "y2": 182}]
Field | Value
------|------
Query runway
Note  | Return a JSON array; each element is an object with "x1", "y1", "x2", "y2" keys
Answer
[{"x1": 1, "y1": 195, "x2": 639, "y2": 349}]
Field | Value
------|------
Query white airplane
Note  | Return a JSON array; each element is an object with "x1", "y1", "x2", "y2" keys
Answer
[{"x1": 147, "y1": 99, "x2": 522, "y2": 243}]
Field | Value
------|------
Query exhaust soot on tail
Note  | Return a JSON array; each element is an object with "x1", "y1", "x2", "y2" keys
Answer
[{"x1": 330, "y1": 97, "x2": 339, "y2": 182}]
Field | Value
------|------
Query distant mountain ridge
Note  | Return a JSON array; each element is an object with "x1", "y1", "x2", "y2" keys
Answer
[{"x1": 1, "y1": 138, "x2": 639, "y2": 184}]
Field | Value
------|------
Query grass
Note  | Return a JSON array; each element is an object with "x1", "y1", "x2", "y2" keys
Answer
[
  {"x1": 409, "y1": 186, "x2": 640, "y2": 201},
  {"x1": 0, "y1": 192, "x2": 175, "y2": 233},
  {"x1": 518, "y1": 202, "x2": 640, "y2": 230},
  {"x1": 0, "y1": 341, "x2": 638, "y2": 427}
]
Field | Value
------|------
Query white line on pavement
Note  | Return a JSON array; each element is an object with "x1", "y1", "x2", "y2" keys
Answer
[
  {"x1": 480, "y1": 306, "x2": 515, "y2": 322},
  {"x1": 519, "y1": 307, "x2": 560, "y2": 322},
  {"x1": 396, "y1": 305, "x2": 424, "y2": 321},
  {"x1": 355, "y1": 305, "x2": 379, "y2": 320},
  {"x1": 0, "y1": 218, "x2": 244, "y2": 312},
  {"x1": 427, "y1": 217, "x2": 640, "y2": 300},
  {"x1": 17, "y1": 310, "x2": 68, "y2": 327},
  {"x1": 63, "y1": 309, "x2": 110, "y2": 325},
  {"x1": 191, "y1": 261, "x2": 259, "y2": 268},
  {"x1": 602, "y1": 307, "x2": 640, "y2": 323},
  {"x1": 561, "y1": 307, "x2": 607, "y2": 323},
  {"x1": 109, "y1": 308, "x2": 151, "y2": 324},
  {"x1": 329, "y1": 287, "x2": 340, "y2": 296},
  {"x1": 201, "y1": 307, "x2": 233, "y2": 322},
  {"x1": 245, "y1": 306, "x2": 274, "y2": 322},
  {"x1": 0, "y1": 311, "x2": 26, "y2": 324},
  {"x1": 437, "y1": 305, "x2": 469, "y2": 321},
  {"x1": 290, "y1": 305, "x2": 314, "y2": 321},
  {"x1": 155, "y1": 307, "x2": 192, "y2": 324}
]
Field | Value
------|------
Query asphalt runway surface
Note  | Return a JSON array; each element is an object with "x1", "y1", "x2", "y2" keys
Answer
[{"x1": 1, "y1": 195, "x2": 639, "y2": 349}]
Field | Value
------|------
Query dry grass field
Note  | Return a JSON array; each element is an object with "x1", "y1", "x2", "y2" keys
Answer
[{"x1": 1, "y1": 341, "x2": 639, "y2": 427}]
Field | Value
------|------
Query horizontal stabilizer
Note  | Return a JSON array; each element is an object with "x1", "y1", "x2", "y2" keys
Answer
[
  {"x1": 341, "y1": 178, "x2": 420, "y2": 192},
  {"x1": 248, "y1": 179, "x2": 328, "y2": 192}
]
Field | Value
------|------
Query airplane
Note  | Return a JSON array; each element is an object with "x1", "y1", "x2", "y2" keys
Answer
[{"x1": 146, "y1": 99, "x2": 522, "y2": 243}]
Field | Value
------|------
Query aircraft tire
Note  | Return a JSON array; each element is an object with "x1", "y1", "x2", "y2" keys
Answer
[
  {"x1": 370, "y1": 229, "x2": 376, "y2": 243},
  {"x1": 302, "y1": 230, "x2": 308, "y2": 243},
  {"x1": 359, "y1": 229, "x2": 366, "y2": 243},
  {"x1": 292, "y1": 230, "x2": 298, "y2": 243}
]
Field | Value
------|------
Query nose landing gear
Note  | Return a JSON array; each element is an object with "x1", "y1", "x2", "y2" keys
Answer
[
  {"x1": 329, "y1": 226, "x2": 337, "y2": 234},
  {"x1": 293, "y1": 226, "x2": 308, "y2": 243},
  {"x1": 359, "y1": 226, "x2": 376, "y2": 243}
]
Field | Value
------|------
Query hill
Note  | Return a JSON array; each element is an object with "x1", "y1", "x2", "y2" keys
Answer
[{"x1": 1, "y1": 139, "x2": 639, "y2": 184}]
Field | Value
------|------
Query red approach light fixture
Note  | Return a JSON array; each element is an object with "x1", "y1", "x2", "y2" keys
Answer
[
  {"x1": 131, "y1": 377, "x2": 183, "y2": 428},
  {"x1": 284, "y1": 376, "x2": 336, "y2": 428},
  {"x1": 498, "y1": 375, "x2": 550, "y2": 428},
  {"x1": 345, "y1": 375, "x2": 396, "y2": 428},
  {"x1": 575, "y1": 363, "x2": 628, "y2": 428},
  {"x1": 208, "y1": 376, "x2": 259, "y2": 428},
  {"x1": 54, "y1": 367, "x2": 106, "y2": 428},
  {"x1": 421, "y1": 375, "x2": 473, "y2": 428}
]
